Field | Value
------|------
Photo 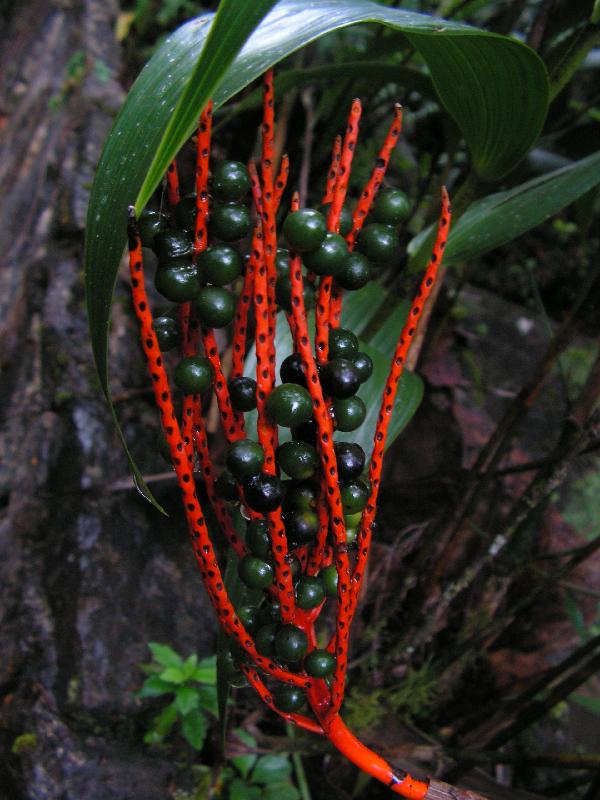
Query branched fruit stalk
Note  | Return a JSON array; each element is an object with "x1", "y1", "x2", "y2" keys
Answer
[{"x1": 124, "y1": 69, "x2": 487, "y2": 800}]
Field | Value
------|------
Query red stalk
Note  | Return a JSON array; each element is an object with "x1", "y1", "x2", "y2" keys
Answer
[{"x1": 166, "y1": 159, "x2": 180, "y2": 206}]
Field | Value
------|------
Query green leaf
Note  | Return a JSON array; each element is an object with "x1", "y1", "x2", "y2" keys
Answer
[
  {"x1": 85, "y1": 0, "x2": 547, "y2": 499},
  {"x1": 408, "y1": 150, "x2": 600, "y2": 269},
  {"x1": 152, "y1": 701, "x2": 179, "y2": 738},
  {"x1": 194, "y1": 685, "x2": 219, "y2": 716},
  {"x1": 231, "y1": 729, "x2": 258, "y2": 780},
  {"x1": 160, "y1": 666, "x2": 186, "y2": 684},
  {"x1": 182, "y1": 653, "x2": 198, "y2": 679},
  {"x1": 263, "y1": 783, "x2": 300, "y2": 800},
  {"x1": 572, "y1": 694, "x2": 600, "y2": 716},
  {"x1": 191, "y1": 655, "x2": 217, "y2": 685},
  {"x1": 229, "y1": 779, "x2": 262, "y2": 800},
  {"x1": 136, "y1": 675, "x2": 174, "y2": 698},
  {"x1": 137, "y1": 0, "x2": 279, "y2": 213},
  {"x1": 181, "y1": 707, "x2": 208, "y2": 750},
  {"x1": 148, "y1": 642, "x2": 184, "y2": 669},
  {"x1": 251, "y1": 754, "x2": 292, "y2": 785},
  {"x1": 175, "y1": 685, "x2": 200, "y2": 715}
]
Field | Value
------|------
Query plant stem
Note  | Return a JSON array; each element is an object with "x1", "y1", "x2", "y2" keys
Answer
[{"x1": 287, "y1": 723, "x2": 313, "y2": 800}]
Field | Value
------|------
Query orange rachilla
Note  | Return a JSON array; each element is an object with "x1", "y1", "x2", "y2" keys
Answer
[{"x1": 125, "y1": 69, "x2": 488, "y2": 800}]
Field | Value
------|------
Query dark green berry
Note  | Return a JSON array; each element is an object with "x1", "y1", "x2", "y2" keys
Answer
[
  {"x1": 337, "y1": 251, "x2": 371, "y2": 290},
  {"x1": 226, "y1": 439, "x2": 265, "y2": 481},
  {"x1": 155, "y1": 262, "x2": 201, "y2": 302},
  {"x1": 334, "y1": 442, "x2": 365, "y2": 481},
  {"x1": 273, "y1": 685, "x2": 305, "y2": 712},
  {"x1": 304, "y1": 649, "x2": 335, "y2": 677},
  {"x1": 320, "y1": 203, "x2": 353, "y2": 236},
  {"x1": 238, "y1": 555, "x2": 274, "y2": 590},
  {"x1": 320, "y1": 358, "x2": 360, "y2": 399},
  {"x1": 283, "y1": 481, "x2": 318, "y2": 512},
  {"x1": 174, "y1": 356, "x2": 213, "y2": 394},
  {"x1": 319, "y1": 565, "x2": 338, "y2": 597},
  {"x1": 266, "y1": 383, "x2": 313, "y2": 428},
  {"x1": 328, "y1": 327, "x2": 359, "y2": 359},
  {"x1": 153, "y1": 230, "x2": 193, "y2": 262},
  {"x1": 198, "y1": 245, "x2": 243, "y2": 286},
  {"x1": 288, "y1": 554, "x2": 302, "y2": 582},
  {"x1": 357, "y1": 223, "x2": 399, "y2": 263},
  {"x1": 345, "y1": 525, "x2": 358, "y2": 544},
  {"x1": 275, "y1": 625, "x2": 308, "y2": 662},
  {"x1": 295, "y1": 576, "x2": 325, "y2": 609},
  {"x1": 236, "y1": 604, "x2": 260, "y2": 633},
  {"x1": 174, "y1": 193, "x2": 197, "y2": 232},
  {"x1": 244, "y1": 472, "x2": 283, "y2": 512},
  {"x1": 215, "y1": 469, "x2": 238, "y2": 501},
  {"x1": 285, "y1": 509, "x2": 319, "y2": 546},
  {"x1": 246, "y1": 518, "x2": 271, "y2": 558},
  {"x1": 353, "y1": 352, "x2": 373, "y2": 383},
  {"x1": 275, "y1": 248, "x2": 290, "y2": 274},
  {"x1": 228, "y1": 376, "x2": 257, "y2": 412},
  {"x1": 255, "y1": 623, "x2": 278, "y2": 656},
  {"x1": 340, "y1": 480, "x2": 369, "y2": 514},
  {"x1": 280, "y1": 353, "x2": 306, "y2": 387},
  {"x1": 153, "y1": 315, "x2": 179, "y2": 351},
  {"x1": 372, "y1": 187, "x2": 411, "y2": 226},
  {"x1": 275, "y1": 274, "x2": 315, "y2": 313},
  {"x1": 212, "y1": 160, "x2": 251, "y2": 203},
  {"x1": 209, "y1": 202, "x2": 252, "y2": 241},
  {"x1": 258, "y1": 601, "x2": 281, "y2": 626},
  {"x1": 345, "y1": 511, "x2": 363, "y2": 528},
  {"x1": 194, "y1": 286, "x2": 235, "y2": 328},
  {"x1": 333, "y1": 395, "x2": 366, "y2": 431},
  {"x1": 277, "y1": 441, "x2": 318, "y2": 480},
  {"x1": 283, "y1": 208, "x2": 327, "y2": 252},
  {"x1": 302, "y1": 232, "x2": 348, "y2": 276},
  {"x1": 138, "y1": 209, "x2": 168, "y2": 247}
]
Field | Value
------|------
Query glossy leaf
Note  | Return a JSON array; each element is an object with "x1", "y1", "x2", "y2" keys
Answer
[
  {"x1": 408, "y1": 149, "x2": 600, "y2": 269},
  {"x1": 86, "y1": 0, "x2": 547, "y2": 498},
  {"x1": 181, "y1": 706, "x2": 208, "y2": 749}
]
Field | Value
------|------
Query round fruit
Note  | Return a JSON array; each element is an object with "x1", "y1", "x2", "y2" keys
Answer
[
  {"x1": 194, "y1": 286, "x2": 235, "y2": 328},
  {"x1": 275, "y1": 248, "x2": 290, "y2": 274},
  {"x1": 292, "y1": 418, "x2": 318, "y2": 445},
  {"x1": 288, "y1": 555, "x2": 302, "y2": 582},
  {"x1": 212, "y1": 160, "x2": 251, "y2": 203},
  {"x1": 285, "y1": 509, "x2": 319, "y2": 546},
  {"x1": 283, "y1": 481, "x2": 318, "y2": 512},
  {"x1": 345, "y1": 525, "x2": 358, "y2": 544},
  {"x1": 333, "y1": 395, "x2": 366, "y2": 431},
  {"x1": 244, "y1": 473, "x2": 283, "y2": 512},
  {"x1": 372, "y1": 187, "x2": 411, "y2": 226},
  {"x1": 275, "y1": 274, "x2": 315, "y2": 313},
  {"x1": 153, "y1": 230, "x2": 193, "y2": 262},
  {"x1": 304, "y1": 649, "x2": 335, "y2": 677},
  {"x1": 283, "y1": 208, "x2": 327, "y2": 252},
  {"x1": 275, "y1": 625, "x2": 308, "y2": 662},
  {"x1": 320, "y1": 203, "x2": 353, "y2": 236},
  {"x1": 259, "y1": 601, "x2": 281, "y2": 626},
  {"x1": 337, "y1": 251, "x2": 371, "y2": 290},
  {"x1": 226, "y1": 439, "x2": 265, "y2": 481},
  {"x1": 320, "y1": 359, "x2": 360, "y2": 399},
  {"x1": 209, "y1": 202, "x2": 252, "y2": 241},
  {"x1": 238, "y1": 555, "x2": 274, "y2": 590},
  {"x1": 328, "y1": 327, "x2": 359, "y2": 359},
  {"x1": 277, "y1": 441, "x2": 318, "y2": 480},
  {"x1": 319, "y1": 565, "x2": 338, "y2": 597},
  {"x1": 255, "y1": 623, "x2": 278, "y2": 656},
  {"x1": 153, "y1": 315, "x2": 179, "y2": 351},
  {"x1": 173, "y1": 356, "x2": 213, "y2": 394},
  {"x1": 302, "y1": 232, "x2": 348, "y2": 276},
  {"x1": 236, "y1": 604, "x2": 260, "y2": 633},
  {"x1": 198, "y1": 245, "x2": 243, "y2": 286},
  {"x1": 334, "y1": 442, "x2": 366, "y2": 481},
  {"x1": 273, "y1": 685, "x2": 305, "y2": 712},
  {"x1": 174, "y1": 193, "x2": 197, "y2": 232},
  {"x1": 155, "y1": 262, "x2": 201, "y2": 302},
  {"x1": 246, "y1": 518, "x2": 271, "y2": 558},
  {"x1": 353, "y1": 351, "x2": 373, "y2": 383},
  {"x1": 215, "y1": 469, "x2": 238, "y2": 501},
  {"x1": 357, "y1": 223, "x2": 399, "y2": 263},
  {"x1": 345, "y1": 511, "x2": 363, "y2": 528},
  {"x1": 340, "y1": 480, "x2": 369, "y2": 514},
  {"x1": 138, "y1": 209, "x2": 168, "y2": 247},
  {"x1": 266, "y1": 384, "x2": 313, "y2": 428},
  {"x1": 228, "y1": 376, "x2": 257, "y2": 412},
  {"x1": 280, "y1": 353, "x2": 306, "y2": 387},
  {"x1": 295, "y1": 576, "x2": 325, "y2": 609}
]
